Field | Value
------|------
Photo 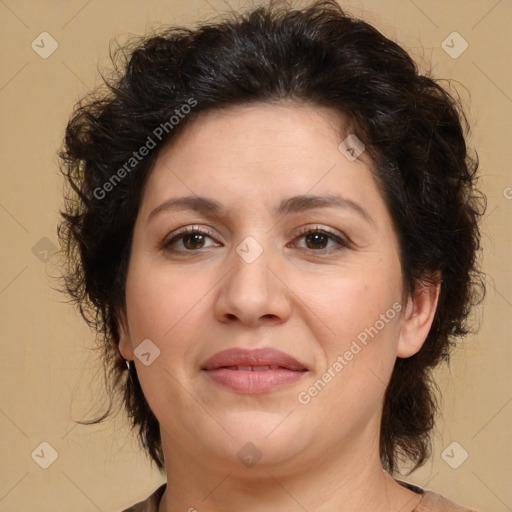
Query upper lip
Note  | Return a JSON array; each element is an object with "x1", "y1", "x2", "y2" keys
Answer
[{"x1": 201, "y1": 348, "x2": 308, "y2": 371}]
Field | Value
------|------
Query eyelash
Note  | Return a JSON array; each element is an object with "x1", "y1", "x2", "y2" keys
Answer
[{"x1": 161, "y1": 225, "x2": 349, "y2": 254}]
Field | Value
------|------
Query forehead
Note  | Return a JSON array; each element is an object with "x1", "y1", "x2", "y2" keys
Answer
[
  {"x1": 135, "y1": 102, "x2": 391, "y2": 229},
  {"x1": 158, "y1": 101, "x2": 363, "y2": 168}
]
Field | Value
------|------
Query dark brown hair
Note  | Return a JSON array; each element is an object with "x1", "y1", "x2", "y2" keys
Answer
[{"x1": 58, "y1": 0, "x2": 485, "y2": 474}]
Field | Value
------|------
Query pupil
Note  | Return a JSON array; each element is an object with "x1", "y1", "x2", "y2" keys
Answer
[
  {"x1": 307, "y1": 233, "x2": 327, "y2": 249},
  {"x1": 185, "y1": 234, "x2": 204, "y2": 249},
  {"x1": 182, "y1": 233, "x2": 328, "y2": 250}
]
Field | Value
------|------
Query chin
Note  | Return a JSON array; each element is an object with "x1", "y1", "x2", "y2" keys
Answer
[{"x1": 202, "y1": 411, "x2": 312, "y2": 467}]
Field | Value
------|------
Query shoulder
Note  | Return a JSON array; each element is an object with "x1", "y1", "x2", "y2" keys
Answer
[
  {"x1": 415, "y1": 489, "x2": 479, "y2": 512},
  {"x1": 121, "y1": 484, "x2": 166, "y2": 512},
  {"x1": 121, "y1": 482, "x2": 480, "y2": 512},
  {"x1": 397, "y1": 480, "x2": 479, "y2": 512}
]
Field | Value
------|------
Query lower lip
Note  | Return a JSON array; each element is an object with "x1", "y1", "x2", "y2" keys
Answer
[{"x1": 203, "y1": 368, "x2": 307, "y2": 394}]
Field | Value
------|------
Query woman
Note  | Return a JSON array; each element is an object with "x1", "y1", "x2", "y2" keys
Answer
[{"x1": 58, "y1": 1, "x2": 484, "y2": 511}]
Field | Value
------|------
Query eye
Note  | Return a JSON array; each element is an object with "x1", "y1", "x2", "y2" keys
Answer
[
  {"x1": 162, "y1": 226, "x2": 219, "y2": 252},
  {"x1": 292, "y1": 225, "x2": 349, "y2": 252},
  {"x1": 161, "y1": 225, "x2": 349, "y2": 254}
]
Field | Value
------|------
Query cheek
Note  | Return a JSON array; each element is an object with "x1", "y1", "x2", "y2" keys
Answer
[
  {"x1": 124, "y1": 260, "x2": 215, "y2": 374},
  {"x1": 124, "y1": 266, "x2": 206, "y2": 421},
  {"x1": 302, "y1": 271, "x2": 403, "y2": 420},
  {"x1": 125, "y1": 256, "x2": 191, "y2": 338},
  {"x1": 311, "y1": 263, "x2": 403, "y2": 350}
]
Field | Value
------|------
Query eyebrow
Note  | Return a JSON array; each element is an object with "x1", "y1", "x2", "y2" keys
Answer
[{"x1": 147, "y1": 193, "x2": 374, "y2": 225}]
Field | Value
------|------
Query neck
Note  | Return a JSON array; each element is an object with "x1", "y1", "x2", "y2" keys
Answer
[{"x1": 158, "y1": 430, "x2": 422, "y2": 512}]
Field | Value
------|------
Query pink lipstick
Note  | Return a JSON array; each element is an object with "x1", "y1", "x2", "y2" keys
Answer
[{"x1": 201, "y1": 348, "x2": 308, "y2": 394}]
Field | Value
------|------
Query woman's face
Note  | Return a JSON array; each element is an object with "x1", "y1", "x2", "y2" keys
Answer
[{"x1": 119, "y1": 102, "x2": 433, "y2": 475}]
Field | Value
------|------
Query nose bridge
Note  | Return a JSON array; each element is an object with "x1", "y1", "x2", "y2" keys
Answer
[
  {"x1": 215, "y1": 233, "x2": 291, "y2": 325},
  {"x1": 230, "y1": 235, "x2": 274, "y2": 307}
]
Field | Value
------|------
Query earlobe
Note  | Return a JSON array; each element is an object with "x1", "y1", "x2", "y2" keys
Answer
[
  {"x1": 117, "y1": 311, "x2": 135, "y2": 361},
  {"x1": 397, "y1": 277, "x2": 441, "y2": 358}
]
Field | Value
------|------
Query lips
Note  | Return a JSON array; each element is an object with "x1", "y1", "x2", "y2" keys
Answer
[
  {"x1": 202, "y1": 348, "x2": 307, "y2": 372},
  {"x1": 201, "y1": 348, "x2": 308, "y2": 394}
]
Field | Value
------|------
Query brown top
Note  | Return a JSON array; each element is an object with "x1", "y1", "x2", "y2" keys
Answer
[{"x1": 122, "y1": 481, "x2": 479, "y2": 512}]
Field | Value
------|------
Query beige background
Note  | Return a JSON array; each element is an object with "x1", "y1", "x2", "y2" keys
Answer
[{"x1": 0, "y1": 0, "x2": 511, "y2": 510}]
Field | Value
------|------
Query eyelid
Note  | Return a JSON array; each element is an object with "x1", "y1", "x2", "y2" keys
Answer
[
  {"x1": 291, "y1": 224, "x2": 350, "y2": 250},
  {"x1": 161, "y1": 225, "x2": 217, "y2": 247},
  {"x1": 294, "y1": 224, "x2": 347, "y2": 240},
  {"x1": 161, "y1": 223, "x2": 350, "y2": 253}
]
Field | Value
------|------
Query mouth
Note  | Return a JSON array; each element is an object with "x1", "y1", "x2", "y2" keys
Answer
[
  {"x1": 220, "y1": 365, "x2": 294, "y2": 371},
  {"x1": 201, "y1": 348, "x2": 308, "y2": 394}
]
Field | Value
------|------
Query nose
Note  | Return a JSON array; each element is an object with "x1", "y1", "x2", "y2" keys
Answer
[{"x1": 214, "y1": 240, "x2": 292, "y2": 328}]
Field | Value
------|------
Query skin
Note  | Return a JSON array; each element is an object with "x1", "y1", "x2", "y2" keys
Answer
[{"x1": 118, "y1": 102, "x2": 440, "y2": 512}]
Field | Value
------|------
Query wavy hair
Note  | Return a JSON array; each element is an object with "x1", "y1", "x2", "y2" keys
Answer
[{"x1": 58, "y1": 0, "x2": 485, "y2": 473}]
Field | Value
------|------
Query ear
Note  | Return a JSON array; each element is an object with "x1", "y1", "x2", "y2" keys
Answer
[
  {"x1": 117, "y1": 309, "x2": 135, "y2": 361},
  {"x1": 397, "y1": 274, "x2": 441, "y2": 358}
]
